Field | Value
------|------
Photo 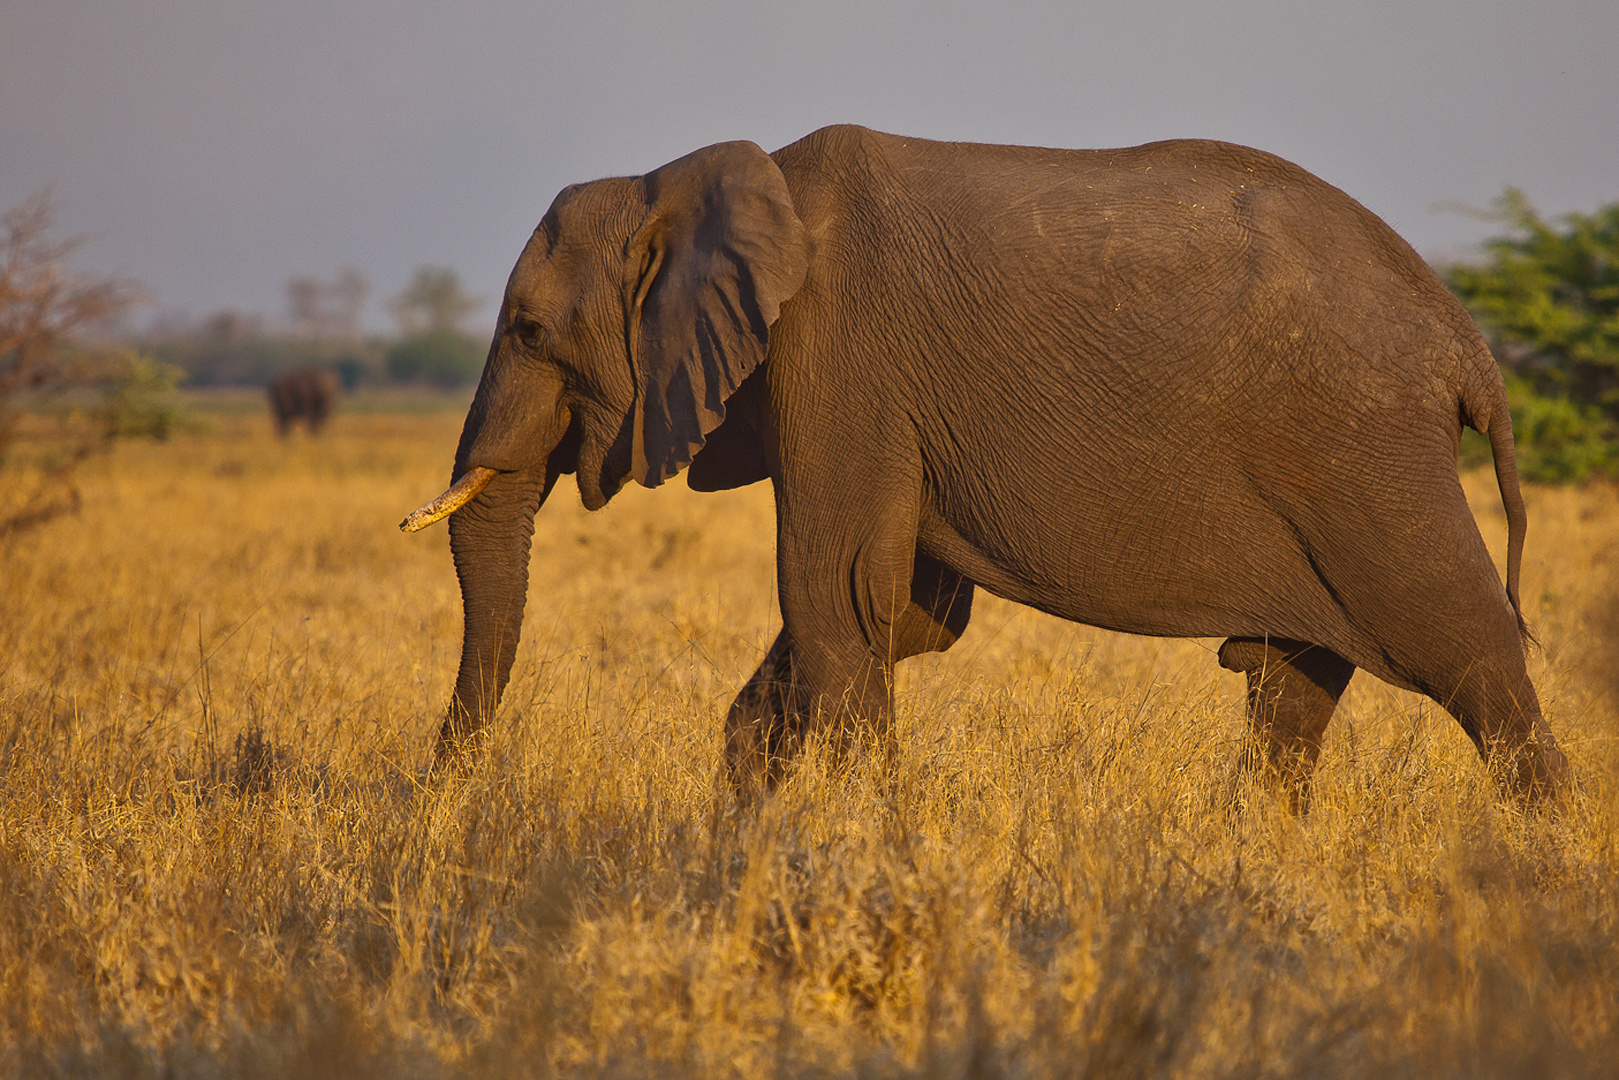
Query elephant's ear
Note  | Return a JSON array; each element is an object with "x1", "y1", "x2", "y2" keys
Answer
[{"x1": 626, "y1": 141, "x2": 809, "y2": 487}]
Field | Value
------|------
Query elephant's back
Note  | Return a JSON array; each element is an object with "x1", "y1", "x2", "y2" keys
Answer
[{"x1": 781, "y1": 125, "x2": 1474, "y2": 397}]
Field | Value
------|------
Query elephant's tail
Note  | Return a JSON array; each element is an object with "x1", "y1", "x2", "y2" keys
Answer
[
  {"x1": 1465, "y1": 366, "x2": 1533, "y2": 646},
  {"x1": 1490, "y1": 412, "x2": 1532, "y2": 644}
]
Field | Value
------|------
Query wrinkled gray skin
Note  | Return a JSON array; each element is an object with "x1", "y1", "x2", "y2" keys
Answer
[
  {"x1": 270, "y1": 366, "x2": 339, "y2": 436},
  {"x1": 434, "y1": 124, "x2": 1568, "y2": 806}
]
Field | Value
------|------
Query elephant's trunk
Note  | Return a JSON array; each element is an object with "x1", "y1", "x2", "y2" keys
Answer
[
  {"x1": 440, "y1": 463, "x2": 556, "y2": 754},
  {"x1": 426, "y1": 350, "x2": 576, "y2": 757}
]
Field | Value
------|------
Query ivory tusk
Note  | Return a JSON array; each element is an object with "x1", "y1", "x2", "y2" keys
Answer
[{"x1": 399, "y1": 466, "x2": 501, "y2": 532}]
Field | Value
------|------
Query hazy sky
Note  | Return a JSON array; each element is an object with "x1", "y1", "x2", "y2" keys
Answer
[{"x1": 4, "y1": 0, "x2": 1616, "y2": 334}]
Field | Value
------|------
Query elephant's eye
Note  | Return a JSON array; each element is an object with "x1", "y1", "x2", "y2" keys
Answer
[{"x1": 513, "y1": 316, "x2": 548, "y2": 350}]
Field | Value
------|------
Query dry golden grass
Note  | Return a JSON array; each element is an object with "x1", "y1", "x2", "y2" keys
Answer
[{"x1": 1, "y1": 409, "x2": 1616, "y2": 1078}]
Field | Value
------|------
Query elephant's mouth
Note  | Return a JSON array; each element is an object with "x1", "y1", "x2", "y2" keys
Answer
[{"x1": 399, "y1": 466, "x2": 501, "y2": 532}]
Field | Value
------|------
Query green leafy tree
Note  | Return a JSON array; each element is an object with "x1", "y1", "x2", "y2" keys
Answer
[
  {"x1": 386, "y1": 266, "x2": 484, "y2": 387},
  {"x1": 1447, "y1": 189, "x2": 1619, "y2": 482},
  {"x1": 385, "y1": 326, "x2": 485, "y2": 387},
  {"x1": 98, "y1": 353, "x2": 189, "y2": 441},
  {"x1": 390, "y1": 266, "x2": 479, "y2": 335}
]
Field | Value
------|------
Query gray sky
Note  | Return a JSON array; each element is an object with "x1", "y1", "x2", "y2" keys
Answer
[{"x1": 4, "y1": 0, "x2": 1616, "y2": 335}]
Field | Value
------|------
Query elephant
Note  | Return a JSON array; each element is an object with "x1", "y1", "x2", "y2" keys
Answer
[
  {"x1": 401, "y1": 124, "x2": 1569, "y2": 806},
  {"x1": 269, "y1": 366, "x2": 339, "y2": 436}
]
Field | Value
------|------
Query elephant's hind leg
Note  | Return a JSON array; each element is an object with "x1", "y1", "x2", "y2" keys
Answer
[
  {"x1": 1298, "y1": 486, "x2": 1569, "y2": 800},
  {"x1": 1219, "y1": 637, "x2": 1355, "y2": 813}
]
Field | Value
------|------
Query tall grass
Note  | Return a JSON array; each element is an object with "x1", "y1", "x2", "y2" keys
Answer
[{"x1": 1, "y1": 414, "x2": 1615, "y2": 1077}]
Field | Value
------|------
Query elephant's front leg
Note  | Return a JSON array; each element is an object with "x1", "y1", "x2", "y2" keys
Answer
[
  {"x1": 723, "y1": 625, "x2": 894, "y2": 795},
  {"x1": 725, "y1": 548, "x2": 975, "y2": 795}
]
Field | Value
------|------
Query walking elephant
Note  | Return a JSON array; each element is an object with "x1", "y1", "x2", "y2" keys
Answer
[
  {"x1": 402, "y1": 125, "x2": 1568, "y2": 805},
  {"x1": 269, "y1": 366, "x2": 339, "y2": 436}
]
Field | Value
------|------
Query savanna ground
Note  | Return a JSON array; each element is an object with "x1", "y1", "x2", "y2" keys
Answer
[{"x1": 1, "y1": 398, "x2": 1616, "y2": 1078}]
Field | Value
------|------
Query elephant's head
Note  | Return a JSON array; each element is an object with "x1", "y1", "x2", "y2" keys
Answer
[{"x1": 402, "y1": 140, "x2": 810, "y2": 750}]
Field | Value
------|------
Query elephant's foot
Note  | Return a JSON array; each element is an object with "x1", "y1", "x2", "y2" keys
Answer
[
  {"x1": 431, "y1": 703, "x2": 495, "y2": 773},
  {"x1": 1401, "y1": 646, "x2": 1571, "y2": 804},
  {"x1": 724, "y1": 631, "x2": 801, "y2": 797},
  {"x1": 724, "y1": 705, "x2": 789, "y2": 800},
  {"x1": 1219, "y1": 637, "x2": 1354, "y2": 814},
  {"x1": 724, "y1": 630, "x2": 899, "y2": 799},
  {"x1": 1480, "y1": 723, "x2": 1571, "y2": 804}
]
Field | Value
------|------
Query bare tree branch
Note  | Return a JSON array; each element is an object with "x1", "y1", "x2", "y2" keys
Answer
[{"x1": 0, "y1": 190, "x2": 149, "y2": 536}]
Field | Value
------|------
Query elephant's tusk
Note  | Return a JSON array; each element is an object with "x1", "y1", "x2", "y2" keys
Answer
[{"x1": 399, "y1": 466, "x2": 501, "y2": 532}]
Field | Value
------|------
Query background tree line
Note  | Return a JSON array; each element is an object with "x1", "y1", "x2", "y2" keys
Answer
[{"x1": 143, "y1": 264, "x2": 486, "y2": 390}]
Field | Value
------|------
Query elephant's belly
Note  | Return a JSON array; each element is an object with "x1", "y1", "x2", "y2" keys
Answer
[{"x1": 914, "y1": 494, "x2": 1339, "y2": 643}]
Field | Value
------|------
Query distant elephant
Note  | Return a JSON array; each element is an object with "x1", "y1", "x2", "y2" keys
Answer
[
  {"x1": 269, "y1": 366, "x2": 339, "y2": 436},
  {"x1": 402, "y1": 125, "x2": 1568, "y2": 805}
]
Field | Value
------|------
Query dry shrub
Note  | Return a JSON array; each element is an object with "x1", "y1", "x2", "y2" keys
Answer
[{"x1": 1, "y1": 412, "x2": 1615, "y2": 1078}]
